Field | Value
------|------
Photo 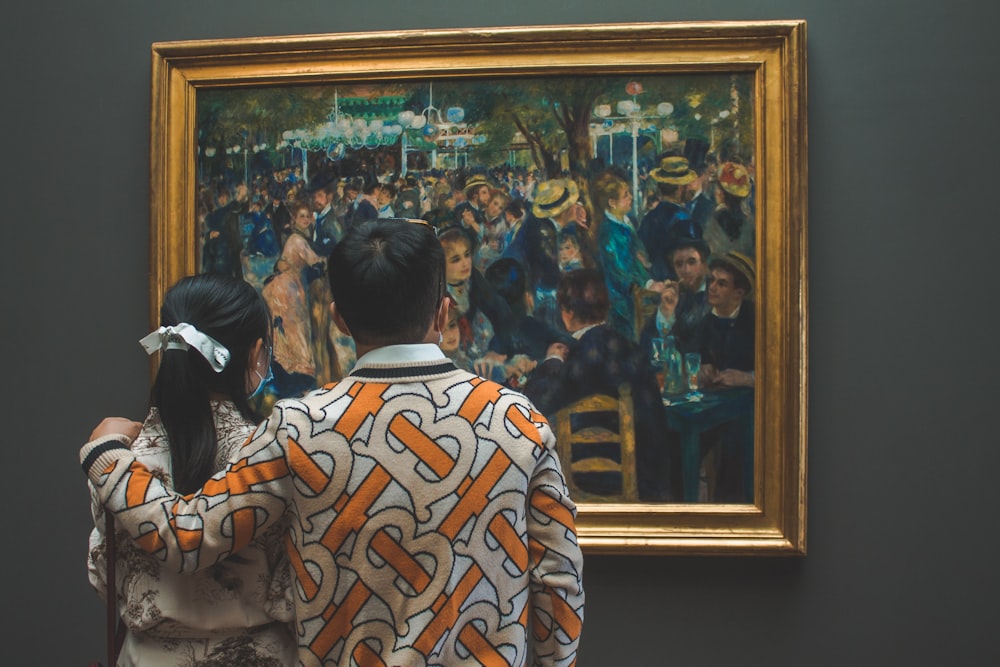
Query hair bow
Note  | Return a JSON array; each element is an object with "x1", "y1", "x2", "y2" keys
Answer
[{"x1": 138, "y1": 323, "x2": 230, "y2": 372}]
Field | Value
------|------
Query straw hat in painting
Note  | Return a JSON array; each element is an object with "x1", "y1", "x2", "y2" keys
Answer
[
  {"x1": 462, "y1": 174, "x2": 490, "y2": 195},
  {"x1": 718, "y1": 161, "x2": 751, "y2": 197},
  {"x1": 531, "y1": 178, "x2": 580, "y2": 218},
  {"x1": 712, "y1": 250, "x2": 756, "y2": 300},
  {"x1": 649, "y1": 155, "x2": 698, "y2": 185}
]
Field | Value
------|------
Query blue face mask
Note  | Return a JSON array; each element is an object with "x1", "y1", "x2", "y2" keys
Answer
[{"x1": 248, "y1": 346, "x2": 274, "y2": 399}]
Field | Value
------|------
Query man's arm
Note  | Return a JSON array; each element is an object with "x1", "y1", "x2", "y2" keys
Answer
[
  {"x1": 80, "y1": 408, "x2": 294, "y2": 574},
  {"x1": 525, "y1": 419, "x2": 585, "y2": 666}
]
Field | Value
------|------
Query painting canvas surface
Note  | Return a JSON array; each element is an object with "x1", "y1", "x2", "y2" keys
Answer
[{"x1": 195, "y1": 72, "x2": 756, "y2": 504}]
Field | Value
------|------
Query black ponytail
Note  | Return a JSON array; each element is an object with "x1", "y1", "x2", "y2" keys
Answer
[{"x1": 150, "y1": 274, "x2": 271, "y2": 494}]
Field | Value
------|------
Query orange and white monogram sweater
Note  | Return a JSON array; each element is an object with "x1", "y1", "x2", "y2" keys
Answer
[{"x1": 82, "y1": 344, "x2": 585, "y2": 666}]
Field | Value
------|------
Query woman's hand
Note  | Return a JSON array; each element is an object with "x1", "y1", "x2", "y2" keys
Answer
[
  {"x1": 461, "y1": 208, "x2": 480, "y2": 233},
  {"x1": 89, "y1": 417, "x2": 142, "y2": 442},
  {"x1": 507, "y1": 354, "x2": 538, "y2": 376}
]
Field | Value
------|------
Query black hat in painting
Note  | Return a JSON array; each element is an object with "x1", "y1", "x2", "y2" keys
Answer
[
  {"x1": 343, "y1": 176, "x2": 365, "y2": 193},
  {"x1": 306, "y1": 170, "x2": 338, "y2": 193},
  {"x1": 683, "y1": 137, "x2": 711, "y2": 173},
  {"x1": 665, "y1": 216, "x2": 708, "y2": 259}
]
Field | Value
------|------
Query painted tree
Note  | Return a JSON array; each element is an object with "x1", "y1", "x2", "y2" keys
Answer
[
  {"x1": 434, "y1": 76, "x2": 614, "y2": 180},
  {"x1": 197, "y1": 86, "x2": 336, "y2": 178}
]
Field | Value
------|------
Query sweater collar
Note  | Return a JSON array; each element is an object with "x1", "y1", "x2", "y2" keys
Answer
[
  {"x1": 355, "y1": 343, "x2": 446, "y2": 366},
  {"x1": 350, "y1": 344, "x2": 457, "y2": 380}
]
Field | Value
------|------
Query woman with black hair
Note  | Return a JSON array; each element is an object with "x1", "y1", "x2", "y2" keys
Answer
[
  {"x1": 704, "y1": 161, "x2": 755, "y2": 258},
  {"x1": 86, "y1": 273, "x2": 295, "y2": 667},
  {"x1": 437, "y1": 224, "x2": 515, "y2": 360}
]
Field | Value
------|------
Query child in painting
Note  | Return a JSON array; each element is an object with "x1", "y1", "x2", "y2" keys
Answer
[
  {"x1": 558, "y1": 226, "x2": 586, "y2": 273},
  {"x1": 439, "y1": 294, "x2": 538, "y2": 388},
  {"x1": 438, "y1": 295, "x2": 469, "y2": 366}
]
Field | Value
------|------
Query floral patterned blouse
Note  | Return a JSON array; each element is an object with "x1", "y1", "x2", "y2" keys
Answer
[{"x1": 87, "y1": 401, "x2": 296, "y2": 667}]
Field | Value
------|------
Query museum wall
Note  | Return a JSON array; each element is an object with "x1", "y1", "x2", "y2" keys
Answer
[{"x1": 3, "y1": 0, "x2": 997, "y2": 664}]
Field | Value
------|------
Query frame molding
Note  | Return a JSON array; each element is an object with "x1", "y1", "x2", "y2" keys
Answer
[{"x1": 151, "y1": 21, "x2": 808, "y2": 555}]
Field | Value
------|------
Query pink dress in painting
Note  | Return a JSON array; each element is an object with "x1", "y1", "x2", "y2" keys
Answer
[{"x1": 263, "y1": 230, "x2": 322, "y2": 378}]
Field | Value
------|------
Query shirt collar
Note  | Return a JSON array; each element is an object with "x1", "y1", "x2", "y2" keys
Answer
[
  {"x1": 604, "y1": 210, "x2": 630, "y2": 226},
  {"x1": 354, "y1": 343, "x2": 446, "y2": 368},
  {"x1": 711, "y1": 303, "x2": 742, "y2": 320},
  {"x1": 572, "y1": 322, "x2": 604, "y2": 339}
]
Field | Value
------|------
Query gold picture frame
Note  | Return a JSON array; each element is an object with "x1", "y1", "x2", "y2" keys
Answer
[{"x1": 151, "y1": 21, "x2": 807, "y2": 555}]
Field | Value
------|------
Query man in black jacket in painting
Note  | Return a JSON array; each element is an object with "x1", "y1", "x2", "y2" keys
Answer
[
  {"x1": 523, "y1": 268, "x2": 678, "y2": 502},
  {"x1": 695, "y1": 251, "x2": 756, "y2": 503}
]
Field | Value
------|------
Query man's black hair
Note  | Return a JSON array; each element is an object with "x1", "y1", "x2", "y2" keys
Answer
[
  {"x1": 708, "y1": 257, "x2": 752, "y2": 295},
  {"x1": 327, "y1": 219, "x2": 445, "y2": 346},
  {"x1": 504, "y1": 200, "x2": 524, "y2": 219},
  {"x1": 556, "y1": 268, "x2": 610, "y2": 325}
]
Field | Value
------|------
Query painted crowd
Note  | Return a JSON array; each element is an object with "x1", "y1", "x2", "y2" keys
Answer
[{"x1": 198, "y1": 136, "x2": 756, "y2": 502}]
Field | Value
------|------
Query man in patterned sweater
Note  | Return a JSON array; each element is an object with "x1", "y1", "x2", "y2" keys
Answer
[{"x1": 81, "y1": 218, "x2": 585, "y2": 666}]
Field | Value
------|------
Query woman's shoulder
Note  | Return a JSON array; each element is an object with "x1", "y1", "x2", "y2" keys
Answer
[
  {"x1": 212, "y1": 400, "x2": 258, "y2": 461},
  {"x1": 129, "y1": 408, "x2": 167, "y2": 453}
]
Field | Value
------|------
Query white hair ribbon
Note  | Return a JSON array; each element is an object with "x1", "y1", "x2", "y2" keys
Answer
[{"x1": 138, "y1": 323, "x2": 231, "y2": 372}]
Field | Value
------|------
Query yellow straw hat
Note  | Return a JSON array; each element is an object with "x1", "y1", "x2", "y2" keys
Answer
[
  {"x1": 649, "y1": 155, "x2": 698, "y2": 185},
  {"x1": 531, "y1": 178, "x2": 580, "y2": 218},
  {"x1": 462, "y1": 175, "x2": 490, "y2": 195}
]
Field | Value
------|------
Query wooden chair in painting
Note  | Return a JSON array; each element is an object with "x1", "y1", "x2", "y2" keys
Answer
[{"x1": 553, "y1": 383, "x2": 638, "y2": 502}]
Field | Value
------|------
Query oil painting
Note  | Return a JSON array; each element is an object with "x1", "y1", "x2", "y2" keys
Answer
[{"x1": 151, "y1": 22, "x2": 807, "y2": 554}]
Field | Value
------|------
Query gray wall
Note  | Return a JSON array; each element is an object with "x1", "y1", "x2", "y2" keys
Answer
[{"x1": 4, "y1": 1, "x2": 998, "y2": 664}]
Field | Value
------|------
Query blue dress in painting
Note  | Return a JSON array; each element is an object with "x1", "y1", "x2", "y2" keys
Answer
[{"x1": 597, "y1": 211, "x2": 651, "y2": 340}]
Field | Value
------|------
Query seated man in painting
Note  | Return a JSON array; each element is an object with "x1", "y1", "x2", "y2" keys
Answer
[
  {"x1": 523, "y1": 268, "x2": 678, "y2": 502},
  {"x1": 698, "y1": 251, "x2": 755, "y2": 388},
  {"x1": 638, "y1": 231, "x2": 712, "y2": 362},
  {"x1": 695, "y1": 250, "x2": 756, "y2": 502}
]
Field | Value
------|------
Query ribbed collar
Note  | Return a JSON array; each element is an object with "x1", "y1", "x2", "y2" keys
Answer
[
  {"x1": 355, "y1": 343, "x2": 446, "y2": 366},
  {"x1": 350, "y1": 344, "x2": 457, "y2": 380}
]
